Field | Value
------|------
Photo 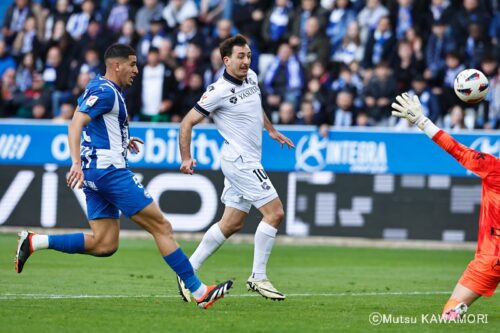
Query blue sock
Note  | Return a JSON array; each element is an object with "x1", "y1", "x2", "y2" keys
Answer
[
  {"x1": 48, "y1": 233, "x2": 85, "y2": 254},
  {"x1": 163, "y1": 248, "x2": 202, "y2": 293}
]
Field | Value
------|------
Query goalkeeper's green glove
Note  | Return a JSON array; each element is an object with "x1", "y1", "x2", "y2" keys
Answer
[{"x1": 391, "y1": 93, "x2": 428, "y2": 130}]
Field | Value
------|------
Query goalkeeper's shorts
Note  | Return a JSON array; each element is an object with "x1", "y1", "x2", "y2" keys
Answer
[
  {"x1": 459, "y1": 254, "x2": 500, "y2": 297},
  {"x1": 220, "y1": 157, "x2": 278, "y2": 213}
]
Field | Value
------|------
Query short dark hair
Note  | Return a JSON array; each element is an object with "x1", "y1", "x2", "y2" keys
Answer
[
  {"x1": 219, "y1": 34, "x2": 248, "y2": 60},
  {"x1": 104, "y1": 44, "x2": 136, "y2": 61}
]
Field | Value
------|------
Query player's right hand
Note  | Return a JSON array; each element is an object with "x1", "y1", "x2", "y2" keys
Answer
[
  {"x1": 180, "y1": 159, "x2": 197, "y2": 175},
  {"x1": 67, "y1": 163, "x2": 84, "y2": 189},
  {"x1": 391, "y1": 93, "x2": 424, "y2": 125}
]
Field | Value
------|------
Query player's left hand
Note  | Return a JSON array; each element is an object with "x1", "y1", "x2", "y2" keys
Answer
[
  {"x1": 128, "y1": 137, "x2": 144, "y2": 154},
  {"x1": 269, "y1": 130, "x2": 295, "y2": 149},
  {"x1": 67, "y1": 163, "x2": 84, "y2": 189}
]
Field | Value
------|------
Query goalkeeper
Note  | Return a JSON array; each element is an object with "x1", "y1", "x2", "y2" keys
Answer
[{"x1": 392, "y1": 93, "x2": 500, "y2": 320}]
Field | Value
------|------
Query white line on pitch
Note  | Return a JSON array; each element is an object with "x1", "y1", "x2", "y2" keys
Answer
[{"x1": 0, "y1": 291, "x2": 450, "y2": 300}]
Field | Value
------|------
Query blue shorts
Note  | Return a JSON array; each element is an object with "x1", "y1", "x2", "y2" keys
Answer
[{"x1": 83, "y1": 166, "x2": 153, "y2": 220}]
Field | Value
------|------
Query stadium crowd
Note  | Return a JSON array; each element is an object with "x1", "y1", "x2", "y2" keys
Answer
[{"x1": 0, "y1": 0, "x2": 499, "y2": 130}]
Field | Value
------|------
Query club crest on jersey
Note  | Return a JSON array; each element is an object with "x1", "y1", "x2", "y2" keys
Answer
[
  {"x1": 229, "y1": 96, "x2": 238, "y2": 104},
  {"x1": 86, "y1": 95, "x2": 99, "y2": 107}
]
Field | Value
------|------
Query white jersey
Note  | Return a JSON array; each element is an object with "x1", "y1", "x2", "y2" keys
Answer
[{"x1": 194, "y1": 69, "x2": 263, "y2": 162}]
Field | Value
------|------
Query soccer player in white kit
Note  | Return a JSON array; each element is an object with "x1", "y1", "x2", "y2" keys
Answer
[{"x1": 178, "y1": 35, "x2": 295, "y2": 301}]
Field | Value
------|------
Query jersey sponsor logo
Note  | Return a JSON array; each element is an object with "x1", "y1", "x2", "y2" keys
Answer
[
  {"x1": 0, "y1": 134, "x2": 31, "y2": 160},
  {"x1": 229, "y1": 96, "x2": 238, "y2": 104},
  {"x1": 86, "y1": 95, "x2": 99, "y2": 107},
  {"x1": 237, "y1": 86, "x2": 259, "y2": 100}
]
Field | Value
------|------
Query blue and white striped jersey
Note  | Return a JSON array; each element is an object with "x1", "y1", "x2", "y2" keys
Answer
[{"x1": 77, "y1": 75, "x2": 129, "y2": 169}]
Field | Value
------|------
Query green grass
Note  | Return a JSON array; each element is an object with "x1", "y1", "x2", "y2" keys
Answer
[{"x1": 0, "y1": 234, "x2": 498, "y2": 333}]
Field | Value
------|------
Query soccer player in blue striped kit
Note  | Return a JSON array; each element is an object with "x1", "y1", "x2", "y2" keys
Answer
[{"x1": 15, "y1": 44, "x2": 232, "y2": 309}]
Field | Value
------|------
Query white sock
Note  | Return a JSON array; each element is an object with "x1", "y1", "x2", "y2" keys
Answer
[
  {"x1": 192, "y1": 284, "x2": 207, "y2": 299},
  {"x1": 31, "y1": 235, "x2": 49, "y2": 251},
  {"x1": 251, "y1": 221, "x2": 277, "y2": 281},
  {"x1": 190, "y1": 223, "x2": 227, "y2": 271}
]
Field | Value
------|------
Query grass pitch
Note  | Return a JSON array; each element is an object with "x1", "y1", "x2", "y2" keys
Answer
[{"x1": 0, "y1": 234, "x2": 498, "y2": 333}]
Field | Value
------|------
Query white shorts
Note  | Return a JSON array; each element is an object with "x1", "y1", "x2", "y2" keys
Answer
[{"x1": 220, "y1": 157, "x2": 278, "y2": 213}]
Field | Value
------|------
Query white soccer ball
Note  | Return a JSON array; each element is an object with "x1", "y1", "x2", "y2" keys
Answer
[{"x1": 453, "y1": 69, "x2": 489, "y2": 103}]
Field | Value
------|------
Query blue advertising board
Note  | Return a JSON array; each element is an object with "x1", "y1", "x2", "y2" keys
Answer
[{"x1": 0, "y1": 120, "x2": 498, "y2": 176}]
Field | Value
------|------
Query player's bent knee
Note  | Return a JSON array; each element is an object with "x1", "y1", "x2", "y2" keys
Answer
[{"x1": 92, "y1": 245, "x2": 118, "y2": 257}]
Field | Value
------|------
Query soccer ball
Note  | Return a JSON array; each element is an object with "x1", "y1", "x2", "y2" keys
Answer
[{"x1": 453, "y1": 69, "x2": 489, "y2": 103}]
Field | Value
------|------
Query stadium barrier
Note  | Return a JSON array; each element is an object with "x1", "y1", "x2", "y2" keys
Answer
[{"x1": 1, "y1": 120, "x2": 498, "y2": 241}]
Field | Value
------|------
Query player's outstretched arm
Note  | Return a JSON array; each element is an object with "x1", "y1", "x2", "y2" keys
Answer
[
  {"x1": 263, "y1": 111, "x2": 295, "y2": 149},
  {"x1": 179, "y1": 108, "x2": 206, "y2": 174},
  {"x1": 391, "y1": 93, "x2": 496, "y2": 177},
  {"x1": 67, "y1": 108, "x2": 91, "y2": 189}
]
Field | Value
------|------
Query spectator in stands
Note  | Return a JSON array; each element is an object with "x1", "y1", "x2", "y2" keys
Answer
[
  {"x1": 162, "y1": 0, "x2": 198, "y2": 31},
  {"x1": 441, "y1": 51, "x2": 466, "y2": 114},
  {"x1": 107, "y1": 0, "x2": 132, "y2": 34},
  {"x1": 362, "y1": 16, "x2": 397, "y2": 69},
  {"x1": 175, "y1": 71, "x2": 204, "y2": 122},
  {"x1": 276, "y1": 101, "x2": 296, "y2": 125},
  {"x1": 157, "y1": 38, "x2": 178, "y2": 69},
  {"x1": 289, "y1": 0, "x2": 328, "y2": 50},
  {"x1": 66, "y1": 0, "x2": 96, "y2": 41},
  {"x1": 262, "y1": 42, "x2": 304, "y2": 112},
  {"x1": 395, "y1": 39, "x2": 424, "y2": 94},
  {"x1": 43, "y1": 0, "x2": 71, "y2": 42},
  {"x1": 332, "y1": 20, "x2": 364, "y2": 65},
  {"x1": 43, "y1": 19, "x2": 74, "y2": 61},
  {"x1": 70, "y1": 71, "x2": 90, "y2": 107},
  {"x1": 16, "y1": 72, "x2": 51, "y2": 118},
  {"x1": 0, "y1": 68, "x2": 18, "y2": 117},
  {"x1": 363, "y1": 61, "x2": 397, "y2": 124},
  {"x1": 451, "y1": 0, "x2": 491, "y2": 45},
  {"x1": 180, "y1": 43, "x2": 206, "y2": 87},
  {"x1": 72, "y1": 47, "x2": 103, "y2": 83},
  {"x1": 2, "y1": 0, "x2": 32, "y2": 46},
  {"x1": 138, "y1": 15, "x2": 167, "y2": 63},
  {"x1": 15, "y1": 52, "x2": 38, "y2": 92},
  {"x1": 325, "y1": 0, "x2": 356, "y2": 58},
  {"x1": 462, "y1": 22, "x2": 491, "y2": 68},
  {"x1": 330, "y1": 90, "x2": 356, "y2": 127},
  {"x1": 429, "y1": 0, "x2": 455, "y2": 24},
  {"x1": 424, "y1": 19, "x2": 456, "y2": 86},
  {"x1": 135, "y1": 0, "x2": 164, "y2": 37},
  {"x1": 297, "y1": 98, "x2": 323, "y2": 125},
  {"x1": 115, "y1": 19, "x2": 139, "y2": 47},
  {"x1": 75, "y1": 19, "x2": 111, "y2": 61},
  {"x1": 395, "y1": 75, "x2": 441, "y2": 129},
  {"x1": 52, "y1": 101, "x2": 75, "y2": 123},
  {"x1": 330, "y1": 65, "x2": 364, "y2": 109},
  {"x1": 443, "y1": 104, "x2": 468, "y2": 131},
  {"x1": 232, "y1": 0, "x2": 267, "y2": 48},
  {"x1": 296, "y1": 16, "x2": 330, "y2": 69},
  {"x1": 490, "y1": 11, "x2": 500, "y2": 57},
  {"x1": 389, "y1": 0, "x2": 432, "y2": 41},
  {"x1": 262, "y1": 0, "x2": 293, "y2": 53},
  {"x1": 487, "y1": 66, "x2": 500, "y2": 129},
  {"x1": 199, "y1": 0, "x2": 226, "y2": 26},
  {"x1": 203, "y1": 47, "x2": 224, "y2": 88},
  {"x1": 42, "y1": 45, "x2": 70, "y2": 116},
  {"x1": 171, "y1": 18, "x2": 205, "y2": 62},
  {"x1": 134, "y1": 47, "x2": 177, "y2": 122},
  {"x1": 208, "y1": 19, "x2": 233, "y2": 52},
  {"x1": 0, "y1": 39, "x2": 17, "y2": 79},
  {"x1": 357, "y1": 0, "x2": 389, "y2": 43}
]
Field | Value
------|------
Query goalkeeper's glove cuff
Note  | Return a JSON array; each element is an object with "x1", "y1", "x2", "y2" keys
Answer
[{"x1": 416, "y1": 116, "x2": 440, "y2": 139}]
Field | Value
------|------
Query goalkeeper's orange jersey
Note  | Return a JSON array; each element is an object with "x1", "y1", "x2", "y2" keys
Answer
[{"x1": 433, "y1": 130, "x2": 500, "y2": 256}]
